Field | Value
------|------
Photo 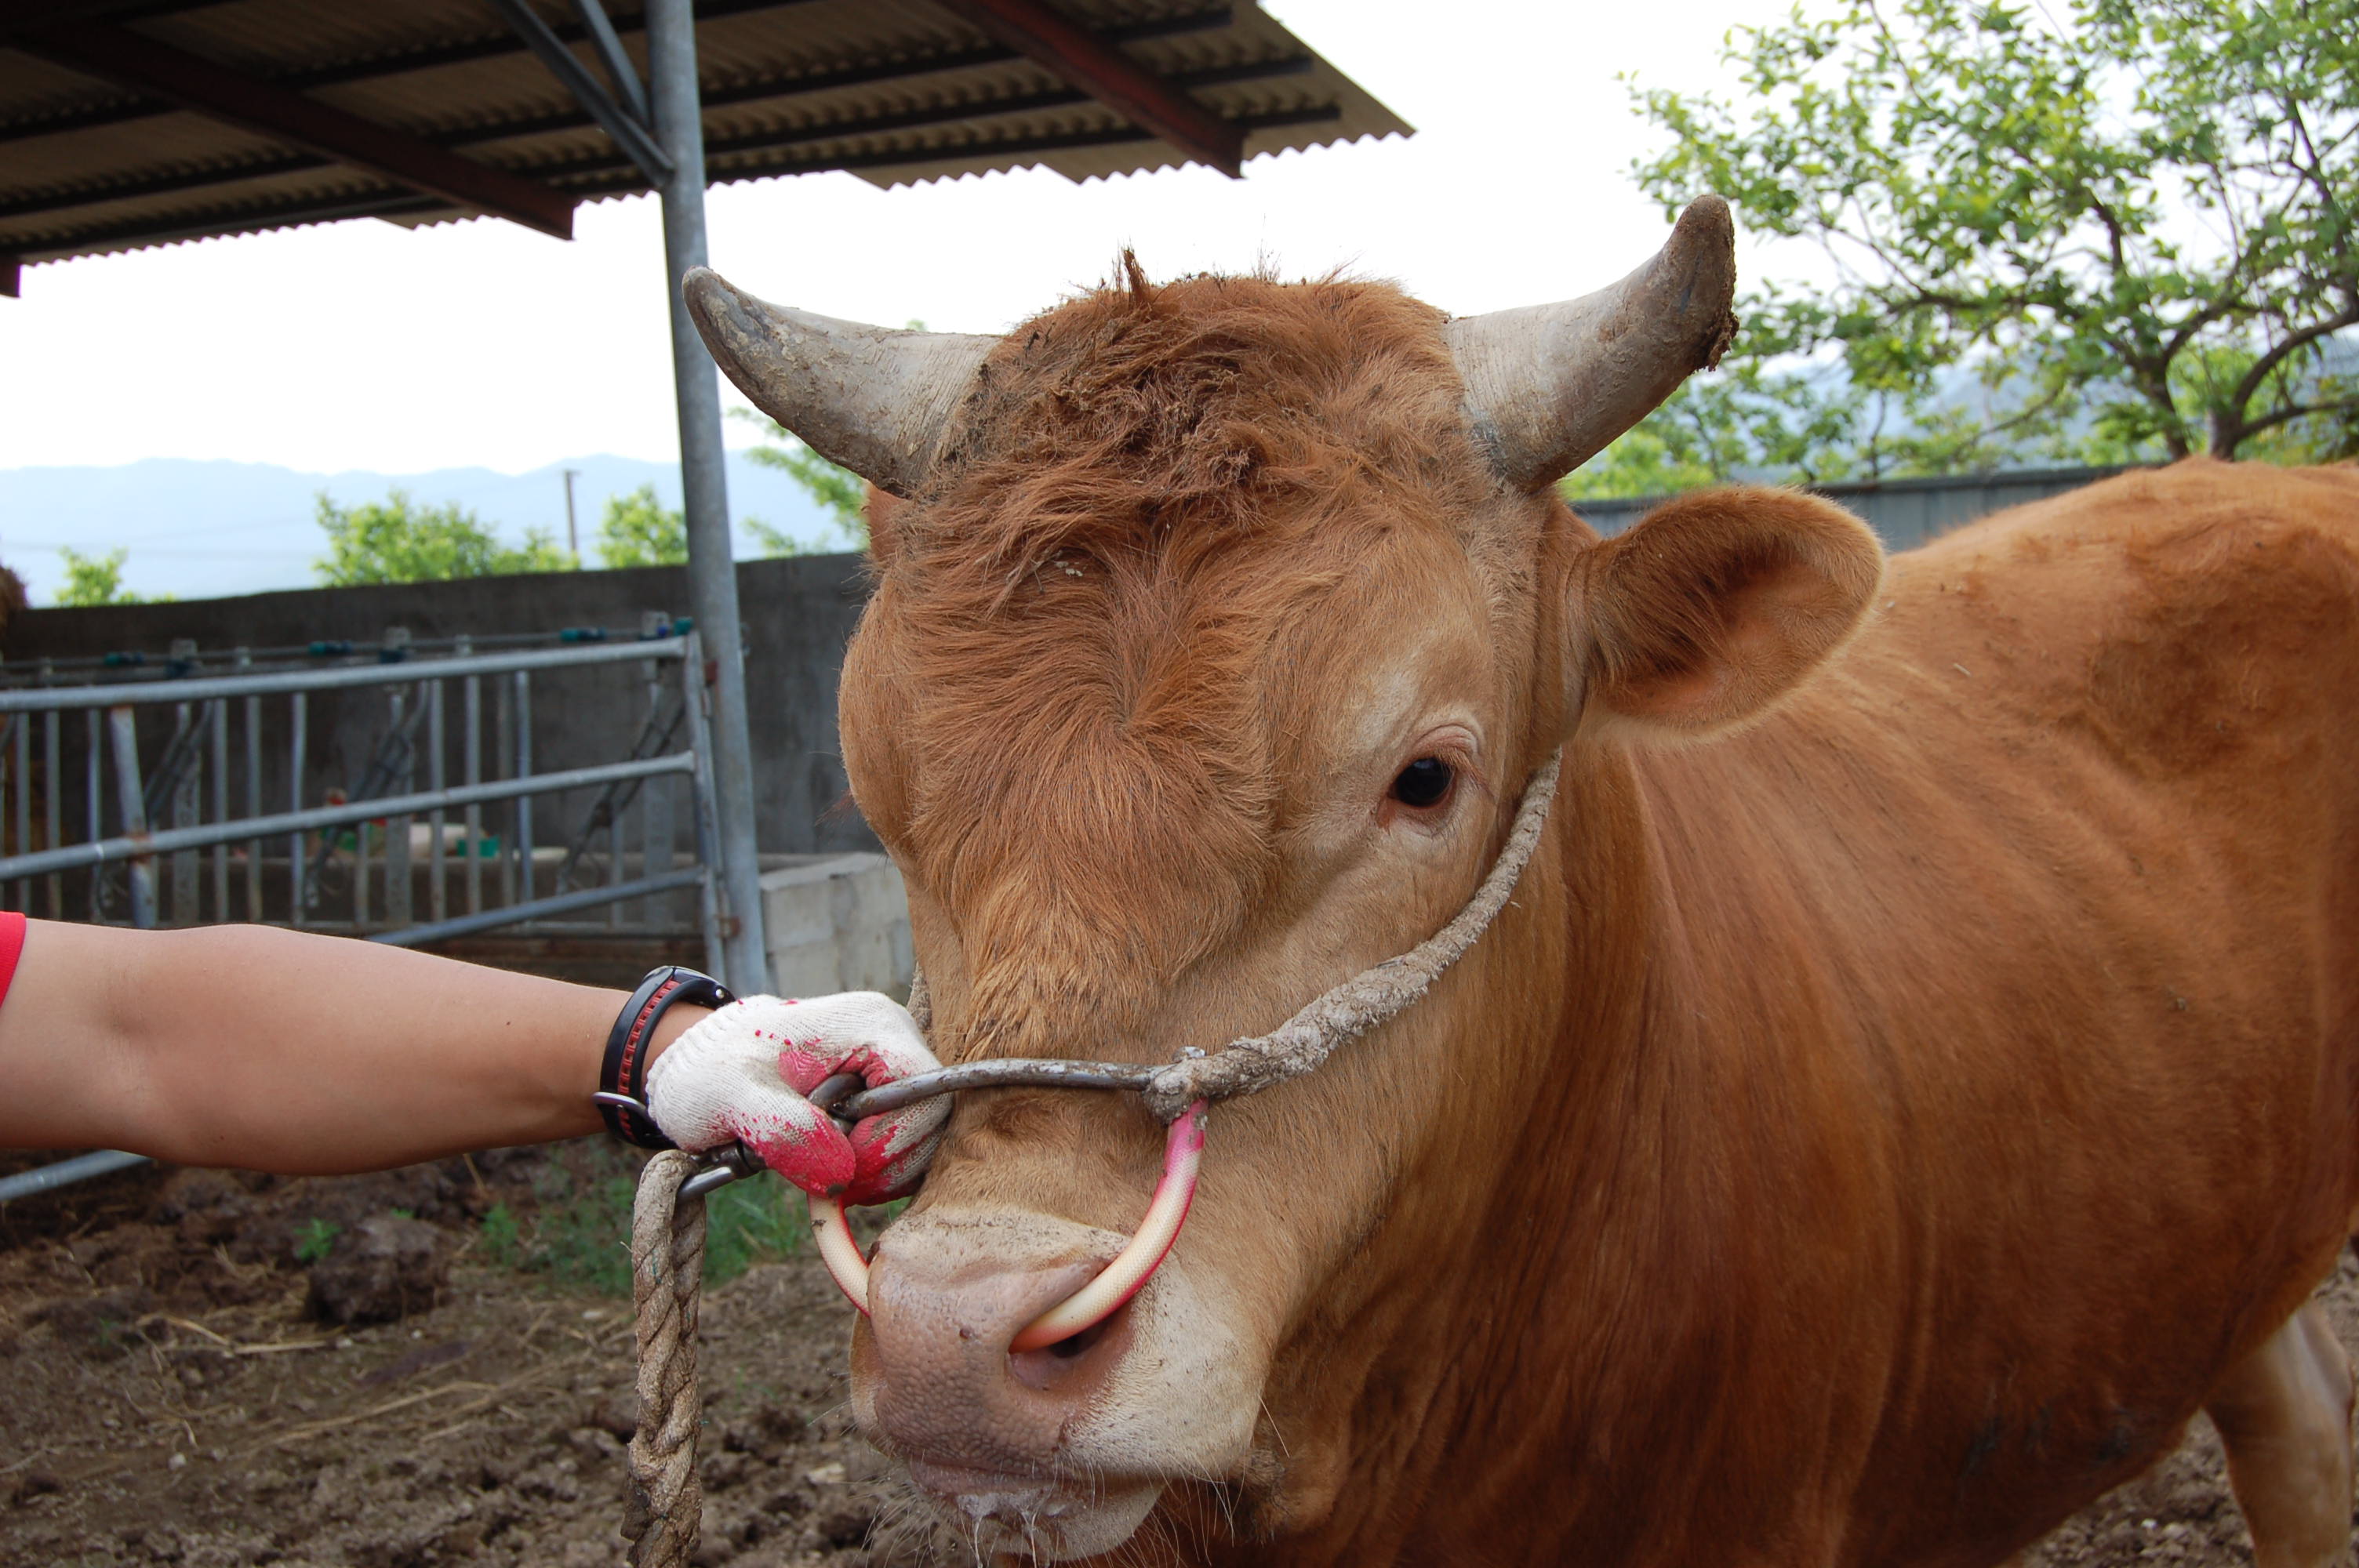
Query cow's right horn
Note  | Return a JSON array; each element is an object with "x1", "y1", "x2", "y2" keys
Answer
[
  {"x1": 1445, "y1": 195, "x2": 1740, "y2": 492},
  {"x1": 682, "y1": 269, "x2": 996, "y2": 498}
]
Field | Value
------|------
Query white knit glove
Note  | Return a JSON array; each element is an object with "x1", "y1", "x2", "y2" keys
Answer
[{"x1": 644, "y1": 992, "x2": 947, "y2": 1203}]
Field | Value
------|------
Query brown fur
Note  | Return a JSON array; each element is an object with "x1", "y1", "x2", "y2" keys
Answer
[
  {"x1": 844, "y1": 271, "x2": 1508, "y2": 1054},
  {"x1": 834, "y1": 260, "x2": 2359, "y2": 1568}
]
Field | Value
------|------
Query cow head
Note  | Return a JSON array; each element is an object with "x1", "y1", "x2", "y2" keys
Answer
[{"x1": 687, "y1": 200, "x2": 1883, "y2": 1561}]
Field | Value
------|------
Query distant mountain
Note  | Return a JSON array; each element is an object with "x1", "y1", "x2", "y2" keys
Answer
[{"x1": 0, "y1": 453, "x2": 850, "y2": 605}]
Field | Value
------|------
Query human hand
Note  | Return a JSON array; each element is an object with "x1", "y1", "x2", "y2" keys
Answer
[{"x1": 644, "y1": 991, "x2": 947, "y2": 1202}]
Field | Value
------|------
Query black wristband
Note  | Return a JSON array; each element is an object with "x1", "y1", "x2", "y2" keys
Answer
[{"x1": 598, "y1": 965, "x2": 736, "y2": 1149}]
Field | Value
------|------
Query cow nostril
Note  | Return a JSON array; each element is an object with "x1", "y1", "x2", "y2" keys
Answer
[
  {"x1": 1004, "y1": 1299, "x2": 1131, "y2": 1395},
  {"x1": 1041, "y1": 1318, "x2": 1109, "y2": 1361}
]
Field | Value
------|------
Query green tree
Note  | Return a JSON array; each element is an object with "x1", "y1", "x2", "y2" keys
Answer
[
  {"x1": 733, "y1": 412, "x2": 870, "y2": 555},
  {"x1": 1605, "y1": 0, "x2": 2359, "y2": 491},
  {"x1": 1562, "y1": 360, "x2": 1888, "y2": 498},
  {"x1": 55, "y1": 546, "x2": 165, "y2": 606},
  {"x1": 595, "y1": 484, "x2": 688, "y2": 568},
  {"x1": 314, "y1": 490, "x2": 573, "y2": 586}
]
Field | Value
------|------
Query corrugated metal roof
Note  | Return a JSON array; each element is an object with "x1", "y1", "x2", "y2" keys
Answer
[{"x1": 0, "y1": 0, "x2": 1410, "y2": 278}]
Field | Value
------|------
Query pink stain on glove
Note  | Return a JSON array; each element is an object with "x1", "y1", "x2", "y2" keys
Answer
[
  {"x1": 776, "y1": 1040, "x2": 940, "y2": 1203},
  {"x1": 644, "y1": 993, "x2": 948, "y2": 1201}
]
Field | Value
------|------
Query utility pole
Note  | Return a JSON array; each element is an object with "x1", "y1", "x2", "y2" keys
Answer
[{"x1": 561, "y1": 467, "x2": 580, "y2": 560}]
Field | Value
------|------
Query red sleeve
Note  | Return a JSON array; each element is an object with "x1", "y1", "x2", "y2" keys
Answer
[{"x1": 0, "y1": 913, "x2": 25, "y2": 1007}]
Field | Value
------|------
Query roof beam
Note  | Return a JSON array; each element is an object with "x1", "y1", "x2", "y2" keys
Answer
[
  {"x1": 486, "y1": 0, "x2": 670, "y2": 183},
  {"x1": 10, "y1": 20, "x2": 577, "y2": 238},
  {"x1": 569, "y1": 0, "x2": 652, "y2": 123},
  {"x1": 13, "y1": 190, "x2": 448, "y2": 266},
  {"x1": 0, "y1": 1, "x2": 205, "y2": 32},
  {"x1": 0, "y1": 4, "x2": 1238, "y2": 147},
  {"x1": 2, "y1": 255, "x2": 19, "y2": 296},
  {"x1": 928, "y1": 0, "x2": 1243, "y2": 177},
  {"x1": 557, "y1": 105, "x2": 1339, "y2": 197},
  {"x1": 0, "y1": 56, "x2": 1314, "y2": 224},
  {"x1": 527, "y1": 59, "x2": 1315, "y2": 183}
]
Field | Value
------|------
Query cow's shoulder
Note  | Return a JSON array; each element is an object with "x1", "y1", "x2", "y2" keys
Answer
[{"x1": 1847, "y1": 458, "x2": 2359, "y2": 780}]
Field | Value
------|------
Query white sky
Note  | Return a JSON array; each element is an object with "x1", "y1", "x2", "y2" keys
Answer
[{"x1": 0, "y1": 0, "x2": 1797, "y2": 477}]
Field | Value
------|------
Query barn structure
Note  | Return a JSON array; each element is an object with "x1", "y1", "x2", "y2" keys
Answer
[{"x1": 0, "y1": 0, "x2": 1409, "y2": 986}]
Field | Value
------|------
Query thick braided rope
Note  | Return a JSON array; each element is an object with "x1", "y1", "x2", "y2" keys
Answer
[
  {"x1": 624, "y1": 1149, "x2": 707, "y2": 1568},
  {"x1": 1140, "y1": 750, "x2": 1562, "y2": 1121}
]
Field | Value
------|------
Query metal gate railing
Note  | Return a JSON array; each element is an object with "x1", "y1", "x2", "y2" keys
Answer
[
  {"x1": 0, "y1": 630, "x2": 730, "y2": 1204},
  {"x1": 0, "y1": 632, "x2": 723, "y2": 964}
]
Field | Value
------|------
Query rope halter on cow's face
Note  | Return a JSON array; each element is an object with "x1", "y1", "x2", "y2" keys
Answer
[{"x1": 677, "y1": 196, "x2": 1739, "y2": 1348}]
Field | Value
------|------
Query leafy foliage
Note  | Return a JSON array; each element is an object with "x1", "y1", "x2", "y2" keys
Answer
[
  {"x1": 479, "y1": 1201, "x2": 523, "y2": 1269},
  {"x1": 594, "y1": 483, "x2": 688, "y2": 569},
  {"x1": 54, "y1": 546, "x2": 166, "y2": 606},
  {"x1": 293, "y1": 1217, "x2": 342, "y2": 1265},
  {"x1": 732, "y1": 410, "x2": 871, "y2": 555},
  {"x1": 477, "y1": 1146, "x2": 805, "y2": 1297},
  {"x1": 1589, "y1": 0, "x2": 2359, "y2": 497},
  {"x1": 314, "y1": 490, "x2": 574, "y2": 586},
  {"x1": 746, "y1": 430, "x2": 867, "y2": 540}
]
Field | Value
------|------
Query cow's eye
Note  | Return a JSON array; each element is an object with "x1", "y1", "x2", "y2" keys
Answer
[{"x1": 1390, "y1": 757, "x2": 1455, "y2": 809}]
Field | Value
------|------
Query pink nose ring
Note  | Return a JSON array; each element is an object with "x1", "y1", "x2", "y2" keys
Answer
[{"x1": 809, "y1": 1099, "x2": 1208, "y2": 1349}]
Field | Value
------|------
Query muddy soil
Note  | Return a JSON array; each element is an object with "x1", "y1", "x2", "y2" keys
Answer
[
  {"x1": 0, "y1": 1148, "x2": 923, "y2": 1568},
  {"x1": 1, "y1": 1151, "x2": 2351, "y2": 1567}
]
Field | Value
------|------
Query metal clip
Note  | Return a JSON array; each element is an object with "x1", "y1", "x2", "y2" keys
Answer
[{"x1": 679, "y1": 1141, "x2": 769, "y2": 1201}]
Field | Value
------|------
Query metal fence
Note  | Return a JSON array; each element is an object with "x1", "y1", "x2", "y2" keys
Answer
[
  {"x1": 0, "y1": 631, "x2": 723, "y2": 965},
  {"x1": 1571, "y1": 464, "x2": 2139, "y2": 550},
  {"x1": 0, "y1": 630, "x2": 729, "y2": 1205}
]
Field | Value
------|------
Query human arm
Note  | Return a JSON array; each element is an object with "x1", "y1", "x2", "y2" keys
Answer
[{"x1": 0, "y1": 919, "x2": 703, "y2": 1174}]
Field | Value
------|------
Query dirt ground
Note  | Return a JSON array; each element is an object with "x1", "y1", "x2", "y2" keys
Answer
[{"x1": 2, "y1": 1149, "x2": 2353, "y2": 1568}]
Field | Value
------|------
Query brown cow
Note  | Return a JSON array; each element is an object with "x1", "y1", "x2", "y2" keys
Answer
[{"x1": 685, "y1": 202, "x2": 2359, "y2": 1566}]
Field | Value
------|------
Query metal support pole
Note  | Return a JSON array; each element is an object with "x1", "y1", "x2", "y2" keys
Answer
[
  {"x1": 649, "y1": 0, "x2": 769, "y2": 993},
  {"x1": 678, "y1": 631, "x2": 727, "y2": 981},
  {"x1": 289, "y1": 691, "x2": 307, "y2": 926},
  {"x1": 84, "y1": 710, "x2": 100, "y2": 922},
  {"x1": 514, "y1": 670, "x2": 534, "y2": 909},
  {"x1": 428, "y1": 678, "x2": 446, "y2": 924},
  {"x1": 461, "y1": 637, "x2": 482, "y2": 917},
  {"x1": 43, "y1": 706, "x2": 60, "y2": 918},
  {"x1": 107, "y1": 706, "x2": 157, "y2": 928},
  {"x1": 11, "y1": 712, "x2": 27, "y2": 913},
  {"x1": 209, "y1": 697, "x2": 228, "y2": 921},
  {"x1": 240, "y1": 649, "x2": 260, "y2": 923}
]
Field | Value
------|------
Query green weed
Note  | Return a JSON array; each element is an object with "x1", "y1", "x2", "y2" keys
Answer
[
  {"x1": 293, "y1": 1218, "x2": 342, "y2": 1264},
  {"x1": 478, "y1": 1156, "x2": 632, "y2": 1294},
  {"x1": 703, "y1": 1173, "x2": 805, "y2": 1284},
  {"x1": 530, "y1": 1171, "x2": 638, "y2": 1296},
  {"x1": 479, "y1": 1202, "x2": 522, "y2": 1268},
  {"x1": 474, "y1": 1144, "x2": 811, "y2": 1298}
]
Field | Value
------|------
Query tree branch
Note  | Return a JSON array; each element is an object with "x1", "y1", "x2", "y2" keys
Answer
[
  {"x1": 2215, "y1": 390, "x2": 2359, "y2": 454},
  {"x1": 2225, "y1": 303, "x2": 2359, "y2": 424}
]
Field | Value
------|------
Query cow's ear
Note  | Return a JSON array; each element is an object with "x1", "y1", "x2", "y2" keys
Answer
[{"x1": 1574, "y1": 487, "x2": 1884, "y2": 738}]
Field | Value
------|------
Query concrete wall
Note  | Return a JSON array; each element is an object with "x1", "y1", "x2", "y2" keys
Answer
[
  {"x1": 0, "y1": 554, "x2": 881, "y2": 859},
  {"x1": 1572, "y1": 465, "x2": 2137, "y2": 551},
  {"x1": 2, "y1": 466, "x2": 2134, "y2": 895},
  {"x1": 762, "y1": 852, "x2": 913, "y2": 998}
]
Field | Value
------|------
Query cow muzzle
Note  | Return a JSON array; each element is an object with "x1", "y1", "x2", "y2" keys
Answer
[
  {"x1": 862, "y1": 1244, "x2": 1132, "y2": 1468},
  {"x1": 850, "y1": 1206, "x2": 1259, "y2": 1560}
]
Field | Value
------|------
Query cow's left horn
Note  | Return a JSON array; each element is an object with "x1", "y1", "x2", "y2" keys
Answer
[
  {"x1": 683, "y1": 269, "x2": 997, "y2": 497},
  {"x1": 1445, "y1": 195, "x2": 1739, "y2": 491}
]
